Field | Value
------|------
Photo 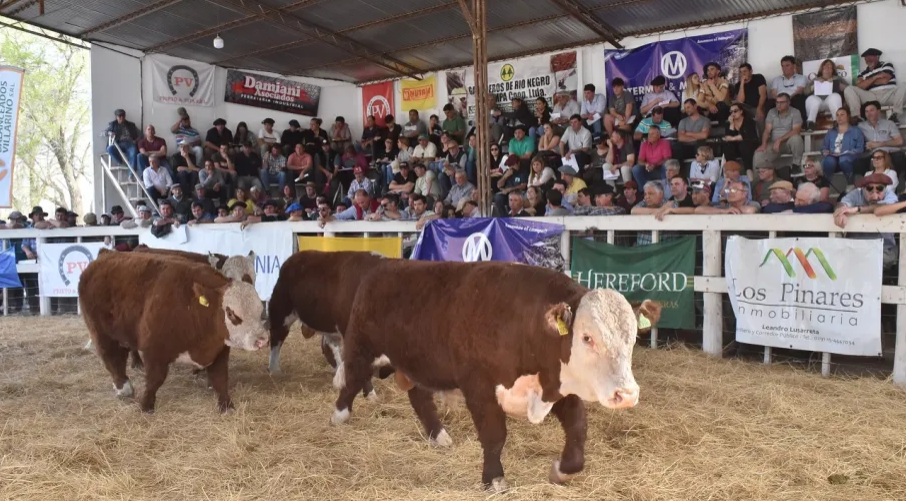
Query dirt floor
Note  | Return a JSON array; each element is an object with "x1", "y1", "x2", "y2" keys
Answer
[{"x1": 1, "y1": 316, "x2": 905, "y2": 501}]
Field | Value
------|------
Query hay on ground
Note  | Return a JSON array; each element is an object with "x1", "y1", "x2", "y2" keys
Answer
[{"x1": 1, "y1": 316, "x2": 905, "y2": 500}]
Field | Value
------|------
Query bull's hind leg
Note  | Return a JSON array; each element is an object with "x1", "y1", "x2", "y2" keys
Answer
[
  {"x1": 139, "y1": 361, "x2": 170, "y2": 413},
  {"x1": 330, "y1": 343, "x2": 374, "y2": 425},
  {"x1": 92, "y1": 333, "x2": 132, "y2": 398},
  {"x1": 461, "y1": 381, "x2": 510, "y2": 492},
  {"x1": 549, "y1": 394, "x2": 587, "y2": 484},
  {"x1": 327, "y1": 336, "x2": 378, "y2": 401},
  {"x1": 408, "y1": 386, "x2": 451, "y2": 447}
]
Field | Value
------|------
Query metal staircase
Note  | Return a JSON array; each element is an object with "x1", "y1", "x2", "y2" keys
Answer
[{"x1": 99, "y1": 139, "x2": 161, "y2": 217}]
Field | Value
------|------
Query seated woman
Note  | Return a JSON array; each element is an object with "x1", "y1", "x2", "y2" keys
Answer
[
  {"x1": 820, "y1": 107, "x2": 864, "y2": 185},
  {"x1": 866, "y1": 149, "x2": 900, "y2": 195},
  {"x1": 527, "y1": 155, "x2": 556, "y2": 192},
  {"x1": 689, "y1": 145, "x2": 720, "y2": 185},
  {"x1": 584, "y1": 137, "x2": 611, "y2": 185},
  {"x1": 793, "y1": 157, "x2": 831, "y2": 203},
  {"x1": 804, "y1": 59, "x2": 847, "y2": 131},
  {"x1": 722, "y1": 102, "x2": 759, "y2": 174},
  {"x1": 524, "y1": 186, "x2": 547, "y2": 216}
]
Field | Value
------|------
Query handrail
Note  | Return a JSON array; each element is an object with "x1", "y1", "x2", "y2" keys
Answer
[
  {"x1": 99, "y1": 153, "x2": 139, "y2": 219},
  {"x1": 106, "y1": 136, "x2": 161, "y2": 216}
]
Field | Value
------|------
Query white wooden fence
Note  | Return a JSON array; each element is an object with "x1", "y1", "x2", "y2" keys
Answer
[{"x1": 2, "y1": 214, "x2": 905, "y2": 387}]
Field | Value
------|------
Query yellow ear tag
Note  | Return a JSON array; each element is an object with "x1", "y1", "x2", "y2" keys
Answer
[
  {"x1": 556, "y1": 317, "x2": 569, "y2": 336},
  {"x1": 199, "y1": 296, "x2": 209, "y2": 307},
  {"x1": 638, "y1": 313, "x2": 651, "y2": 330}
]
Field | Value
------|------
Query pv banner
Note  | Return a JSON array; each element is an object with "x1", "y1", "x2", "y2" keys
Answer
[
  {"x1": 570, "y1": 236, "x2": 696, "y2": 329},
  {"x1": 411, "y1": 218, "x2": 565, "y2": 270},
  {"x1": 298, "y1": 236, "x2": 402, "y2": 258},
  {"x1": 149, "y1": 54, "x2": 215, "y2": 106},
  {"x1": 604, "y1": 29, "x2": 748, "y2": 110},
  {"x1": 401, "y1": 74, "x2": 436, "y2": 110},
  {"x1": 362, "y1": 81, "x2": 394, "y2": 127},
  {"x1": 725, "y1": 237, "x2": 882, "y2": 356},
  {"x1": 39, "y1": 242, "x2": 108, "y2": 297},
  {"x1": 0, "y1": 66, "x2": 24, "y2": 208},
  {"x1": 224, "y1": 69, "x2": 321, "y2": 116},
  {"x1": 793, "y1": 7, "x2": 859, "y2": 84},
  {"x1": 139, "y1": 224, "x2": 294, "y2": 300}
]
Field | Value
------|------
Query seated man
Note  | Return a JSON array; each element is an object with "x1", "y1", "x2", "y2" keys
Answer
[
  {"x1": 751, "y1": 162, "x2": 780, "y2": 206},
  {"x1": 604, "y1": 78, "x2": 638, "y2": 135},
  {"x1": 508, "y1": 125, "x2": 536, "y2": 167},
  {"x1": 770, "y1": 55, "x2": 808, "y2": 120},
  {"x1": 142, "y1": 154, "x2": 174, "y2": 202},
  {"x1": 136, "y1": 125, "x2": 168, "y2": 173},
  {"x1": 444, "y1": 169, "x2": 475, "y2": 210},
  {"x1": 558, "y1": 165, "x2": 587, "y2": 207},
  {"x1": 171, "y1": 143, "x2": 201, "y2": 195},
  {"x1": 711, "y1": 161, "x2": 752, "y2": 205},
  {"x1": 167, "y1": 185, "x2": 193, "y2": 224},
  {"x1": 506, "y1": 191, "x2": 529, "y2": 217},
  {"x1": 731, "y1": 63, "x2": 768, "y2": 127},
  {"x1": 560, "y1": 114, "x2": 593, "y2": 169},
  {"x1": 605, "y1": 129, "x2": 636, "y2": 184},
  {"x1": 546, "y1": 189, "x2": 571, "y2": 216},
  {"x1": 261, "y1": 144, "x2": 287, "y2": 194},
  {"x1": 654, "y1": 176, "x2": 696, "y2": 220},
  {"x1": 214, "y1": 200, "x2": 249, "y2": 224},
  {"x1": 698, "y1": 62, "x2": 731, "y2": 123},
  {"x1": 551, "y1": 91, "x2": 581, "y2": 131},
  {"x1": 633, "y1": 106, "x2": 676, "y2": 142},
  {"x1": 204, "y1": 118, "x2": 233, "y2": 159},
  {"x1": 286, "y1": 143, "x2": 314, "y2": 183},
  {"x1": 754, "y1": 93, "x2": 804, "y2": 172},
  {"x1": 332, "y1": 189, "x2": 381, "y2": 222},
  {"x1": 845, "y1": 48, "x2": 906, "y2": 125},
  {"x1": 104, "y1": 109, "x2": 139, "y2": 167},
  {"x1": 640, "y1": 76, "x2": 680, "y2": 125},
  {"x1": 632, "y1": 127, "x2": 671, "y2": 190},
  {"x1": 188, "y1": 201, "x2": 215, "y2": 224},
  {"x1": 760, "y1": 180, "x2": 795, "y2": 213},
  {"x1": 572, "y1": 184, "x2": 626, "y2": 216},
  {"x1": 787, "y1": 182, "x2": 833, "y2": 214},
  {"x1": 171, "y1": 113, "x2": 203, "y2": 165},
  {"x1": 580, "y1": 83, "x2": 607, "y2": 140},
  {"x1": 258, "y1": 118, "x2": 281, "y2": 158},
  {"x1": 696, "y1": 180, "x2": 760, "y2": 214},
  {"x1": 630, "y1": 181, "x2": 668, "y2": 215},
  {"x1": 346, "y1": 166, "x2": 375, "y2": 206},
  {"x1": 675, "y1": 99, "x2": 711, "y2": 162},
  {"x1": 836, "y1": 173, "x2": 899, "y2": 267},
  {"x1": 403, "y1": 193, "x2": 440, "y2": 230},
  {"x1": 856, "y1": 101, "x2": 906, "y2": 175}
]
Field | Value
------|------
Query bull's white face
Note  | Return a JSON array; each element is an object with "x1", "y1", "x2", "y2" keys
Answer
[
  {"x1": 221, "y1": 251, "x2": 256, "y2": 284},
  {"x1": 221, "y1": 281, "x2": 268, "y2": 351},
  {"x1": 558, "y1": 289, "x2": 640, "y2": 409}
]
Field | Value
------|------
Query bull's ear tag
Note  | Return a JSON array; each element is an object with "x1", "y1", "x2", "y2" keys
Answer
[
  {"x1": 638, "y1": 313, "x2": 651, "y2": 330},
  {"x1": 198, "y1": 295, "x2": 210, "y2": 307},
  {"x1": 556, "y1": 315, "x2": 569, "y2": 336}
]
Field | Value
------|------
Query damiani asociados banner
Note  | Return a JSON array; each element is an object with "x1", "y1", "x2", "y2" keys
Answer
[{"x1": 725, "y1": 236, "x2": 882, "y2": 356}]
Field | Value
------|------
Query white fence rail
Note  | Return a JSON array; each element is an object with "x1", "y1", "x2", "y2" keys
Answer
[{"x1": 2, "y1": 215, "x2": 905, "y2": 387}]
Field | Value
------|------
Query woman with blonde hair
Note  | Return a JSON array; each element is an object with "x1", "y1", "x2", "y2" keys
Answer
[
  {"x1": 689, "y1": 145, "x2": 720, "y2": 184},
  {"x1": 683, "y1": 73, "x2": 701, "y2": 105},
  {"x1": 867, "y1": 149, "x2": 899, "y2": 195},
  {"x1": 527, "y1": 155, "x2": 555, "y2": 191},
  {"x1": 794, "y1": 156, "x2": 831, "y2": 202},
  {"x1": 804, "y1": 59, "x2": 847, "y2": 131}
]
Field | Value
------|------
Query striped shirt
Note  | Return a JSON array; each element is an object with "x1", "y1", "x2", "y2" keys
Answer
[{"x1": 858, "y1": 62, "x2": 897, "y2": 91}]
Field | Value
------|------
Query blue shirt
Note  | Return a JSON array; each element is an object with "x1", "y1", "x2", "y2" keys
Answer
[{"x1": 822, "y1": 126, "x2": 865, "y2": 156}]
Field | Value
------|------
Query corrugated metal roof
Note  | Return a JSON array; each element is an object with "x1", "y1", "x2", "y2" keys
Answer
[{"x1": 0, "y1": 0, "x2": 869, "y2": 83}]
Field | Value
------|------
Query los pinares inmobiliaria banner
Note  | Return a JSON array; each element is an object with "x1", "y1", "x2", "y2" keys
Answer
[
  {"x1": 725, "y1": 237, "x2": 882, "y2": 356},
  {"x1": 224, "y1": 69, "x2": 321, "y2": 117}
]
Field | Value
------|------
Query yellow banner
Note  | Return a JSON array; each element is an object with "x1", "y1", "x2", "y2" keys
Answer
[
  {"x1": 297, "y1": 236, "x2": 402, "y2": 258},
  {"x1": 401, "y1": 74, "x2": 436, "y2": 110}
]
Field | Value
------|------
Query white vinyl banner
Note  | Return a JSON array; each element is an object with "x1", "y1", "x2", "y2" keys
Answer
[
  {"x1": 138, "y1": 225, "x2": 293, "y2": 300},
  {"x1": 39, "y1": 242, "x2": 109, "y2": 297},
  {"x1": 0, "y1": 66, "x2": 25, "y2": 208},
  {"x1": 726, "y1": 236, "x2": 882, "y2": 356},
  {"x1": 150, "y1": 54, "x2": 215, "y2": 107}
]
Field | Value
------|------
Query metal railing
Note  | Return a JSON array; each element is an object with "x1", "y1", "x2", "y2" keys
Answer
[{"x1": 101, "y1": 138, "x2": 160, "y2": 216}]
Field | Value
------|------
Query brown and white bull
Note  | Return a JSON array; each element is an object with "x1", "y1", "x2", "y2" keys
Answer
[
  {"x1": 80, "y1": 251, "x2": 268, "y2": 412},
  {"x1": 332, "y1": 260, "x2": 649, "y2": 491}
]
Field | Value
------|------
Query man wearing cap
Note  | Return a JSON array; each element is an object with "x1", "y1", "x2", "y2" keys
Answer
[
  {"x1": 391, "y1": 162, "x2": 418, "y2": 197},
  {"x1": 260, "y1": 144, "x2": 287, "y2": 193},
  {"x1": 751, "y1": 162, "x2": 780, "y2": 206},
  {"x1": 761, "y1": 180, "x2": 795, "y2": 213},
  {"x1": 281, "y1": 119, "x2": 306, "y2": 156},
  {"x1": 837, "y1": 173, "x2": 899, "y2": 266},
  {"x1": 403, "y1": 110, "x2": 428, "y2": 141},
  {"x1": 633, "y1": 127, "x2": 671, "y2": 190},
  {"x1": 258, "y1": 118, "x2": 281, "y2": 158},
  {"x1": 580, "y1": 84, "x2": 607, "y2": 140},
  {"x1": 558, "y1": 164, "x2": 588, "y2": 206},
  {"x1": 690, "y1": 181, "x2": 713, "y2": 208},
  {"x1": 193, "y1": 183, "x2": 217, "y2": 216},
  {"x1": 845, "y1": 48, "x2": 906, "y2": 124},
  {"x1": 770, "y1": 56, "x2": 808, "y2": 120},
  {"x1": 167, "y1": 184, "x2": 193, "y2": 224},
  {"x1": 205, "y1": 119, "x2": 234, "y2": 159},
  {"x1": 298, "y1": 181, "x2": 319, "y2": 215},
  {"x1": 137, "y1": 125, "x2": 169, "y2": 173},
  {"x1": 142, "y1": 153, "x2": 175, "y2": 203},
  {"x1": 754, "y1": 92, "x2": 804, "y2": 173},
  {"x1": 346, "y1": 165, "x2": 374, "y2": 206},
  {"x1": 104, "y1": 109, "x2": 140, "y2": 167},
  {"x1": 640, "y1": 76, "x2": 680, "y2": 125},
  {"x1": 121, "y1": 204, "x2": 153, "y2": 229},
  {"x1": 109, "y1": 205, "x2": 129, "y2": 225},
  {"x1": 170, "y1": 113, "x2": 203, "y2": 165},
  {"x1": 329, "y1": 117, "x2": 352, "y2": 154},
  {"x1": 284, "y1": 202, "x2": 306, "y2": 222}
]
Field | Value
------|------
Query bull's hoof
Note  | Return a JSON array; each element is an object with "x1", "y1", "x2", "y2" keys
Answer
[
  {"x1": 548, "y1": 460, "x2": 577, "y2": 485},
  {"x1": 219, "y1": 401, "x2": 235, "y2": 414},
  {"x1": 84, "y1": 339, "x2": 94, "y2": 351},
  {"x1": 330, "y1": 407, "x2": 350, "y2": 425},
  {"x1": 332, "y1": 366, "x2": 346, "y2": 389},
  {"x1": 114, "y1": 380, "x2": 134, "y2": 398},
  {"x1": 489, "y1": 477, "x2": 509, "y2": 493},
  {"x1": 365, "y1": 390, "x2": 378, "y2": 402},
  {"x1": 429, "y1": 428, "x2": 453, "y2": 448}
]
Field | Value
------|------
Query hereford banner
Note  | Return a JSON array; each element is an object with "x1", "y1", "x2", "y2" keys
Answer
[
  {"x1": 412, "y1": 218, "x2": 565, "y2": 271},
  {"x1": 570, "y1": 236, "x2": 696, "y2": 329},
  {"x1": 139, "y1": 224, "x2": 294, "y2": 300},
  {"x1": 725, "y1": 237, "x2": 882, "y2": 356},
  {"x1": 39, "y1": 242, "x2": 108, "y2": 297},
  {"x1": 224, "y1": 69, "x2": 321, "y2": 116},
  {"x1": 604, "y1": 29, "x2": 748, "y2": 110},
  {"x1": 297, "y1": 236, "x2": 402, "y2": 258},
  {"x1": 0, "y1": 66, "x2": 24, "y2": 208},
  {"x1": 362, "y1": 81, "x2": 394, "y2": 127},
  {"x1": 149, "y1": 54, "x2": 215, "y2": 106},
  {"x1": 401, "y1": 74, "x2": 436, "y2": 110},
  {"x1": 444, "y1": 51, "x2": 578, "y2": 121},
  {"x1": 793, "y1": 7, "x2": 859, "y2": 84}
]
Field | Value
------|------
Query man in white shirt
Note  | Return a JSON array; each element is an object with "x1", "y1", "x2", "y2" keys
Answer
[
  {"x1": 258, "y1": 118, "x2": 281, "y2": 158},
  {"x1": 412, "y1": 134, "x2": 437, "y2": 161},
  {"x1": 142, "y1": 154, "x2": 174, "y2": 203},
  {"x1": 580, "y1": 83, "x2": 607, "y2": 141},
  {"x1": 640, "y1": 76, "x2": 680, "y2": 126},
  {"x1": 844, "y1": 48, "x2": 906, "y2": 125},
  {"x1": 551, "y1": 91, "x2": 581, "y2": 130},
  {"x1": 770, "y1": 55, "x2": 808, "y2": 121},
  {"x1": 560, "y1": 114, "x2": 593, "y2": 170}
]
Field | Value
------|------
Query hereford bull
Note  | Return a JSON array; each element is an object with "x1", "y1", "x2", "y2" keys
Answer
[
  {"x1": 80, "y1": 252, "x2": 268, "y2": 413},
  {"x1": 268, "y1": 250, "x2": 389, "y2": 400},
  {"x1": 332, "y1": 260, "x2": 646, "y2": 491}
]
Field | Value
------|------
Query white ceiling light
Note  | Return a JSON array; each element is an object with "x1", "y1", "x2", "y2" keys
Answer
[{"x1": 213, "y1": 34, "x2": 224, "y2": 49}]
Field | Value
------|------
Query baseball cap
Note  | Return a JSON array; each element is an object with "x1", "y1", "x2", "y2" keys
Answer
[
  {"x1": 768, "y1": 180, "x2": 794, "y2": 191},
  {"x1": 691, "y1": 181, "x2": 712, "y2": 197},
  {"x1": 114, "y1": 109, "x2": 125, "y2": 117},
  {"x1": 354, "y1": 166, "x2": 364, "y2": 174},
  {"x1": 558, "y1": 165, "x2": 578, "y2": 176},
  {"x1": 285, "y1": 202, "x2": 303, "y2": 214}
]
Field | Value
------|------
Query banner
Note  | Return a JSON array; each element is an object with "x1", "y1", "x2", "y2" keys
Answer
[
  {"x1": 444, "y1": 51, "x2": 578, "y2": 122},
  {"x1": 149, "y1": 54, "x2": 215, "y2": 107},
  {"x1": 224, "y1": 69, "x2": 321, "y2": 116},
  {"x1": 0, "y1": 247, "x2": 22, "y2": 288},
  {"x1": 39, "y1": 242, "x2": 108, "y2": 297},
  {"x1": 793, "y1": 7, "x2": 859, "y2": 84},
  {"x1": 411, "y1": 218, "x2": 564, "y2": 270},
  {"x1": 362, "y1": 81, "x2": 394, "y2": 127},
  {"x1": 604, "y1": 29, "x2": 748, "y2": 110},
  {"x1": 139, "y1": 224, "x2": 294, "y2": 300},
  {"x1": 0, "y1": 66, "x2": 24, "y2": 208},
  {"x1": 297, "y1": 236, "x2": 402, "y2": 258},
  {"x1": 726, "y1": 237, "x2": 882, "y2": 357},
  {"x1": 570, "y1": 237, "x2": 696, "y2": 329},
  {"x1": 401, "y1": 74, "x2": 436, "y2": 110}
]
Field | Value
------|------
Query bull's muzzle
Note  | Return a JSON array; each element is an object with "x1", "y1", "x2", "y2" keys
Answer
[{"x1": 604, "y1": 384, "x2": 640, "y2": 409}]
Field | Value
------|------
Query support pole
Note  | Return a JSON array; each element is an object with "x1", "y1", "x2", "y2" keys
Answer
[{"x1": 462, "y1": 0, "x2": 490, "y2": 215}]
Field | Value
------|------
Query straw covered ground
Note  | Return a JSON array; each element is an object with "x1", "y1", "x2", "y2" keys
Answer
[{"x1": 1, "y1": 316, "x2": 906, "y2": 501}]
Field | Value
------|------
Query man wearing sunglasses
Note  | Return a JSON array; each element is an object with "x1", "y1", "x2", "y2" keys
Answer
[{"x1": 834, "y1": 173, "x2": 897, "y2": 227}]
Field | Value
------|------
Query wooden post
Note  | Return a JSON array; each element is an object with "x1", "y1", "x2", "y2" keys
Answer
[
  {"x1": 461, "y1": 0, "x2": 490, "y2": 215},
  {"x1": 560, "y1": 230, "x2": 571, "y2": 277},
  {"x1": 894, "y1": 232, "x2": 906, "y2": 387},
  {"x1": 650, "y1": 230, "x2": 659, "y2": 349},
  {"x1": 702, "y1": 230, "x2": 723, "y2": 356}
]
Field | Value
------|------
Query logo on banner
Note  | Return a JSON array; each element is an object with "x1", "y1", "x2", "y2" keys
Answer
[
  {"x1": 500, "y1": 64, "x2": 515, "y2": 82},
  {"x1": 462, "y1": 233, "x2": 493, "y2": 262},
  {"x1": 57, "y1": 245, "x2": 94, "y2": 286},
  {"x1": 761, "y1": 248, "x2": 837, "y2": 280},
  {"x1": 367, "y1": 94, "x2": 391, "y2": 122},
  {"x1": 166, "y1": 65, "x2": 200, "y2": 97},
  {"x1": 661, "y1": 51, "x2": 687, "y2": 79}
]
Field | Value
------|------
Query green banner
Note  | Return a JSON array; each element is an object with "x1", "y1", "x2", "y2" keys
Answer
[{"x1": 570, "y1": 236, "x2": 697, "y2": 329}]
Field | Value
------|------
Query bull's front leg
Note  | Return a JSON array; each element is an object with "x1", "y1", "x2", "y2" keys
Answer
[
  {"x1": 139, "y1": 361, "x2": 170, "y2": 413},
  {"x1": 206, "y1": 347, "x2": 234, "y2": 413},
  {"x1": 461, "y1": 381, "x2": 509, "y2": 492},
  {"x1": 549, "y1": 394, "x2": 587, "y2": 484}
]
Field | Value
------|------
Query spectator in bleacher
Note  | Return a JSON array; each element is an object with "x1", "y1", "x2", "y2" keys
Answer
[
  {"x1": 257, "y1": 201, "x2": 283, "y2": 222},
  {"x1": 153, "y1": 200, "x2": 180, "y2": 229},
  {"x1": 545, "y1": 189, "x2": 569, "y2": 216},
  {"x1": 546, "y1": 180, "x2": 573, "y2": 216},
  {"x1": 505, "y1": 192, "x2": 529, "y2": 218},
  {"x1": 215, "y1": 200, "x2": 249, "y2": 224},
  {"x1": 820, "y1": 107, "x2": 864, "y2": 184},
  {"x1": 389, "y1": 162, "x2": 417, "y2": 201},
  {"x1": 770, "y1": 56, "x2": 808, "y2": 120},
  {"x1": 280, "y1": 120, "x2": 305, "y2": 156},
  {"x1": 248, "y1": 186, "x2": 268, "y2": 212},
  {"x1": 104, "y1": 109, "x2": 139, "y2": 168},
  {"x1": 328, "y1": 116, "x2": 352, "y2": 155},
  {"x1": 188, "y1": 201, "x2": 215, "y2": 225},
  {"x1": 406, "y1": 194, "x2": 440, "y2": 230},
  {"x1": 314, "y1": 137, "x2": 339, "y2": 174},
  {"x1": 287, "y1": 143, "x2": 314, "y2": 184},
  {"x1": 524, "y1": 186, "x2": 547, "y2": 216},
  {"x1": 558, "y1": 165, "x2": 587, "y2": 207},
  {"x1": 857, "y1": 101, "x2": 905, "y2": 175},
  {"x1": 121, "y1": 205, "x2": 152, "y2": 229},
  {"x1": 199, "y1": 159, "x2": 228, "y2": 203},
  {"x1": 509, "y1": 126, "x2": 536, "y2": 165},
  {"x1": 791, "y1": 182, "x2": 834, "y2": 213},
  {"x1": 754, "y1": 93, "x2": 804, "y2": 172},
  {"x1": 560, "y1": 114, "x2": 593, "y2": 170},
  {"x1": 412, "y1": 134, "x2": 438, "y2": 164},
  {"x1": 605, "y1": 129, "x2": 636, "y2": 184},
  {"x1": 261, "y1": 144, "x2": 287, "y2": 193},
  {"x1": 284, "y1": 202, "x2": 305, "y2": 222},
  {"x1": 495, "y1": 156, "x2": 529, "y2": 215},
  {"x1": 633, "y1": 106, "x2": 675, "y2": 142},
  {"x1": 109, "y1": 205, "x2": 127, "y2": 226},
  {"x1": 366, "y1": 194, "x2": 403, "y2": 221},
  {"x1": 445, "y1": 170, "x2": 475, "y2": 210},
  {"x1": 689, "y1": 145, "x2": 720, "y2": 185},
  {"x1": 413, "y1": 162, "x2": 441, "y2": 204},
  {"x1": 216, "y1": 205, "x2": 229, "y2": 219},
  {"x1": 640, "y1": 76, "x2": 680, "y2": 125},
  {"x1": 675, "y1": 99, "x2": 711, "y2": 162},
  {"x1": 232, "y1": 121, "x2": 255, "y2": 152},
  {"x1": 573, "y1": 184, "x2": 626, "y2": 216},
  {"x1": 698, "y1": 62, "x2": 731, "y2": 123},
  {"x1": 402, "y1": 110, "x2": 428, "y2": 141},
  {"x1": 345, "y1": 166, "x2": 374, "y2": 205},
  {"x1": 723, "y1": 102, "x2": 759, "y2": 173},
  {"x1": 49, "y1": 207, "x2": 69, "y2": 229},
  {"x1": 760, "y1": 180, "x2": 795, "y2": 213},
  {"x1": 846, "y1": 48, "x2": 906, "y2": 125},
  {"x1": 167, "y1": 185, "x2": 192, "y2": 224},
  {"x1": 142, "y1": 154, "x2": 174, "y2": 203},
  {"x1": 204, "y1": 118, "x2": 233, "y2": 159},
  {"x1": 462, "y1": 200, "x2": 480, "y2": 218},
  {"x1": 279, "y1": 183, "x2": 296, "y2": 210},
  {"x1": 529, "y1": 155, "x2": 556, "y2": 191},
  {"x1": 584, "y1": 137, "x2": 611, "y2": 185},
  {"x1": 533, "y1": 97, "x2": 552, "y2": 139},
  {"x1": 440, "y1": 137, "x2": 467, "y2": 194},
  {"x1": 654, "y1": 176, "x2": 697, "y2": 220},
  {"x1": 631, "y1": 181, "x2": 667, "y2": 215},
  {"x1": 615, "y1": 180, "x2": 639, "y2": 212},
  {"x1": 794, "y1": 157, "x2": 830, "y2": 202},
  {"x1": 552, "y1": 91, "x2": 581, "y2": 131},
  {"x1": 632, "y1": 126, "x2": 671, "y2": 189},
  {"x1": 257, "y1": 118, "x2": 280, "y2": 158},
  {"x1": 171, "y1": 143, "x2": 201, "y2": 195},
  {"x1": 690, "y1": 181, "x2": 712, "y2": 208},
  {"x1": 442, "y1": 103, "x2": 467, "y2": 143},
  {"x1": 505, "y1": 97, "x2": 535, "y2": 136},
  {"x1": 697, "y1": 180, "x2": 760, "y2": 214},
  {"x1": 100, "y1": 213, "x2": 111, "y2": 226},
  {"x1": 137, "y1": 125, "x2": 168, "y2": 174},
  {"x1": 171, "y1": 113, "x2": 203, "y2": 165},
  {"x1": 228, "y1": 188, "x2": 255, "y2": 216},
  {"x1": 394, "y1": 137, "x2": 414, "y2": 178},
  {"x1": 605, "y1": 78, "x2": 638, "y2": 136},
  {"x1": 683, "y1": 73, "x2": 700, "y2": 104},
  {"x1": 804, "y1": 59, "x2": 848, "y2": 131},
  {"x1": 866, "y1": 149, "x2": 899, "y2": 196},
  {"x1": 575, "y1": 187, "x2": 592, "y2": 208},
  {"x1": 538, "y1": 122, "x2": 561, "y2": 155},
  {"x1": 193, "y1": 184, "x2": 216, "y2": 216},
  {"x1": 233, "y1": 143, "x2": 264, "y2": 193},
  {"x1": 428, "y1": 114, "x2": 444, "y2": 151},
  {"x1": 752, "y1": 163, "x2": 779, "y2": 206},
  {"x1": 375, "y1": 137, "x2": 399, "y2": 190},
  {"x1": 710, "y1": 161, "x2": 752, "y2": 205},
  {"x1": 835, "y1": 173, "x2": 897, "y2": 228},
  {"x1": 731, "y1": 63, "x2": 767, "y2": 126},
  {"x1": 82, "y1": 213, "x2": 97, "y2": 227},
  {"x1": 384, "y1": 114, "x2": 402, "y2": 144},
  {"x1": 580, "y1": 84, "x2": 607, "y2": 140}
]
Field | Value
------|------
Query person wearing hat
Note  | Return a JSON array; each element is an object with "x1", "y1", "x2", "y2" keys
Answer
[
  {"x1": 493, "y1": 155, "x2": 529, "y2": 215},
  {"x1": 170, "y1": 113, "x2": 203, "y2": 165},
  {"x1": 103, "y1": 109, "x2": 140, "y2": 168},
  {"x1": 751, "y1": 161, "x2": 780, "y2": 205},
  {"x1": 108, "y1": 205, "x2": 128, "y2": 225},
  {"x1": 120, "y1": 204, "x2": 154, "y2": 229},
  {"x1": 284, "y1": 202, "x2": 306, "y2": 222},
  {"x1": 690, "y1": 181, "x2": 713, "y2": 208},
  {"x1": 761, "y1": 180, "x2": 796, "y2": 213},
  {"x1": 754, "y1": 91, "x2": 805, "y2": 175},
  {"x1": 329, "y1": 116, "x2": 352, "y2": 154},
  {"x1": 412, "y1": 134, "x2": 438, "y2": 162},
  {"x1": 25, "y1": 206, "x2": 48, "y2": 230},
  {"x1": 298, "y1": 181, "x2": 319, "y2": 214},
  {"x1": 281, "y1": 119, "x2": 306, "y2": 156},
  {"x1": 698, "y1": 62, "x2": 731, "y2": 123},
  {"x1": 710, "y1": 160, "x2": 752, "y2": 205},
  {"x1": 66, "y1": 211, "x2": 79, "y2": 228},
  {"x1": 769, "y1": 56, "x2": 808, "y2": 120},
  {"x1": 837, "y1": 173, "x2": 899, "y2": 266},
  {"x1": 557, "y1": 164, "x2": 587, "y2": 206},
  {"x1": 845, "y1": 48, "x2": 906, "y2": 125},
  {"x1": 215, "y1": 199, "x2": 250, "y2": 224},
  {"x1": 345, "y1": 165, "x2": 374, "y2": 206},
  {"x1": 204, "y1": 118, "x2": 234, "y2": 158},
  {"x1": 258, "y1": 118, "x2": 280, "y2": 158},
  {"x1": 390, "y1": 161, "x2": 418, "y2": 197},
  {"x1": 4, "y1": 210, "x2": 25, "y2": 228},
  {"x1": 640, "y1": 76, "x2": 680, "y2": 124}
]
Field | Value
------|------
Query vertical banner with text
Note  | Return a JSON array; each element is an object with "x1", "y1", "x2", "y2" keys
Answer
[
  {"x1": 570, "y1": 237, "x2": 696, "y2": 329},
  {"x1": 0, "y1": 66, "x2": 25, "y2": 208},
  {"x1": 362, "y1": 81, "x2": 394, "y2": 127}
]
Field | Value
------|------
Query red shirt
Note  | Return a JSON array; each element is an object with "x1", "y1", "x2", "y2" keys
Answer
[
  {"x1": 138, "y1": 136, "x2": 167, "y2": 154},
  {"x1": 638, "y1": 139, "x2": 672, "y2": 167}
]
